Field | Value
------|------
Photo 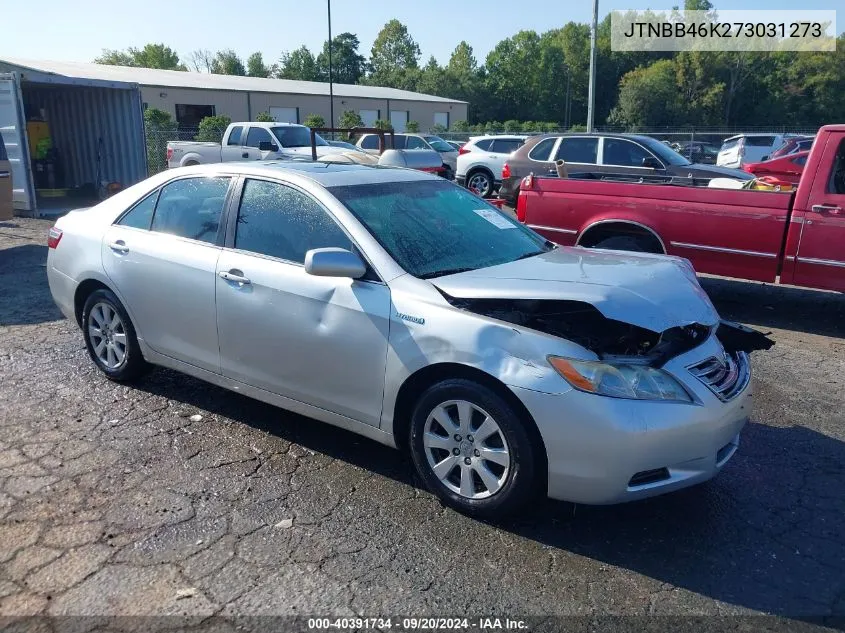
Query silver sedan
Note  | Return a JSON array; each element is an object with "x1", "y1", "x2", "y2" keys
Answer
[{"x1": 47, "y1": 162, "x2": 761, "y2": 518}]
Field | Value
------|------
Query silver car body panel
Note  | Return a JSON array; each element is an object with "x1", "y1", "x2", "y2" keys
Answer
[{"x1": 47, "y1": 162, "x2": 752, "y2": 505}]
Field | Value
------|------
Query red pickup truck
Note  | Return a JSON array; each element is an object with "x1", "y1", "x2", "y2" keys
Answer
[{"x1": 516, "y1": 125, "x2": 845, "y2": 293}]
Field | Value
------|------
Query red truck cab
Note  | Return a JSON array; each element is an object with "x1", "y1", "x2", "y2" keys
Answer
[{"x1": 517, "y1": 125, "x2": 845, "y2": 293}]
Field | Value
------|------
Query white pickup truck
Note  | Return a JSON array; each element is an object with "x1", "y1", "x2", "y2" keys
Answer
[{"x1": 166, "y1": 122, "x2": 345, "y2": 168}]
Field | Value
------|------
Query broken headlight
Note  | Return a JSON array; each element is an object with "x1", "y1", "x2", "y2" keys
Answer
[{"x1": 548, "y1": 356, "x2": 693, "y2": 403}]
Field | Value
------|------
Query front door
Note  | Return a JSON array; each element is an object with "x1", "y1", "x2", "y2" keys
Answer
[
  {"x1": 102, "y1": 175, "x2": 231, "y2": 372},
  {"x1": 791, "y1": 136, "x2": 845, "y2": 292},
  {"x1": 215, "y1": 177, "x2": 391, "y2": 426}
]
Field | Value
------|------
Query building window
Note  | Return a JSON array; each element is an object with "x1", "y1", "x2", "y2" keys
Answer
[
  {"x1": 359, "y1": 110, "x2": 380, "y2": 127},
  {"x1": 434, "y1": 112, "x2": 449, "y2": 129},
  {"x1": 175, "y1": 104, "x2": 215, "y2": 128},
  {"x1": 270, "y1": 107, "x2": 299, "y2": 124}
]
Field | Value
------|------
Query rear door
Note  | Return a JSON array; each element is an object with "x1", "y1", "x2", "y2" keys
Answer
[
  {"x1": 0, "y1": 132, "x2": 11, "y2": 220},
  {"x1": 221, "y1": 125, "x2": 246, "y2": 162},
  {"x1": 102, "y1": 175, "x2": 232, "y2": 372},
  {"x1": 791, "y1": 136, "x2": 845, "y2": 292},
  {"x1": 485, "y1": 138, "x2": 525, "y2": 177},
  {"x1": 553, "y1": 137, "x2": 599, "y2": 175},
  {"x1": 0, "y1": 73, "x2": 35, "y2": 213}
]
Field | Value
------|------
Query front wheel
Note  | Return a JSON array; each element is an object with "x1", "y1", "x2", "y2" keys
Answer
[
  {"x1": 409, "y1": 379, "x2": 540, "y2": 519},
  {"x1": 82, "y1": 289, "x2": 149, "y2": 382}
]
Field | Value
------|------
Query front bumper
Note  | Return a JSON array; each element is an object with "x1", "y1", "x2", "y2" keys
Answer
[{"x1": 509, "y1": 337, "x2": 752, "y2": 504}]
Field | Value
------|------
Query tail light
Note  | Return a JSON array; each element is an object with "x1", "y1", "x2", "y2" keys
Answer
[
  {"x1": 458, "y1": 145, "x2": 471, "y2": 155},
  {"x1": 516, "y1": 193, "x2": 528, "y2": 223},
  {"x1": 47, "y1": 227, "x2": 63, "y2": 249},
  {"x1": 502, "y1": 162, "x2": 511, "y2": 179},
  {"x1": 166, "y1": 147, "x2": 174, "y2": 161},
  {"x1": 742, "y1": 164, "x2": 753, "y2": 173},
  {"x1": 737, "y1": 138, "x2": 745, "y2": 158}
]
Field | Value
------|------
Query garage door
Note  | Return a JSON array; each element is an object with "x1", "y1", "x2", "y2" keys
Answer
[
  {"x1": 390, "y1": 111, "x2": 408, "y2": 133},
  {"x1": 434, "y1": 112, "x2": 449, "y2": 129},
  {"x1": 0, "y1": 73, "x2": 34, "y2": 212},
  {"x1": 270, "y1": 107, "x2": 299, "y2": 124},
  {"x1": 360, "y1": 110, "x2": 379, "y2": 127}
]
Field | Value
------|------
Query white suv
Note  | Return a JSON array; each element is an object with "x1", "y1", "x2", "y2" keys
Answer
[
  {"x1": 456, "y1": 135, "x2": 528, "y2": 197},
  {"x1": 717, "y1": 133, "x2": 800, "y2": 168}
]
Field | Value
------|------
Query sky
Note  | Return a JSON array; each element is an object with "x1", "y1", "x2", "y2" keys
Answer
[{"x1": 1, "y1": 0, "x2": 839, "y2": 68}]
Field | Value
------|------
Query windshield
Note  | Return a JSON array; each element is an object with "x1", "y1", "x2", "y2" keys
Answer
[
  {"x1": 329, "y1": 179, "x2": 553, "y2": 279},
  {"x1": 638, "y1": 137, "x2": 691, "y2": 166},
  {"x1": 423, "y1": 136, "x2": 456, "y2": 153},
  {"x1": 271, "y1": 126, "x2": 328, "y2": 148}
]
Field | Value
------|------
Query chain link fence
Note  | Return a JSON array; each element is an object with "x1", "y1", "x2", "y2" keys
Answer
[{"x1": 145, "y1": 127, "x2": 222, "y2": 176}]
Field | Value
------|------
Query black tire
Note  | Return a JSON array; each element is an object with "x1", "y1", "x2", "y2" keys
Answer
[
  {"x1": 466, "y1": 169, "x2": 495, "y2": 198},
  {"x1": 409, "y1": 378, "x2": 540, "y2": 519},
  {"x1": 592, "y1": 235, "x2": 652, "y2": 253},
  {"x1": 82, "y1": 289, "x2": 149, "y2": 382},
  {"x1": 442, "y1": 165, "x2": 454, "y2": 181}
]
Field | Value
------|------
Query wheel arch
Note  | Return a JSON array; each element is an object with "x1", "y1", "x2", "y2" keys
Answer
[
  {"x1": 391, "y1": 362, "x2": 548, "y2": 481},
  {"x1": 576, "y1": 219, "x2": 666, "y2": 253}
]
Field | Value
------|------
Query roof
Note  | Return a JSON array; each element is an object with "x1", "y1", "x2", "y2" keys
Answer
[
  {"x1": 0, "y1": 57, "x2": 467, "y2": 105},
  {"x1": 183, "y1": 160, "x2": 440, "y2": 187}
]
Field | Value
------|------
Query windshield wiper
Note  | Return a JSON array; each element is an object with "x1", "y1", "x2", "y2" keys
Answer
[{"x1": 418, "y1": 266, "x2": 478, "y2": 279}]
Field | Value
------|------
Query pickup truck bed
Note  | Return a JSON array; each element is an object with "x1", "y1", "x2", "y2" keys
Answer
[{"x1": 516, "y1": 124, "x2": 845, "y2": 293}]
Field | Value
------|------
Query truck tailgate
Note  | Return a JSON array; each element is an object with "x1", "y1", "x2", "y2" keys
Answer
[{"x1": 522, "y1": 177, "x2": 794, "y2": 283}]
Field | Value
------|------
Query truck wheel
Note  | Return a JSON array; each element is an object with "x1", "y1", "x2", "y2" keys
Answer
[
  {"x1": 592, "y1": 236, "x2": 651, "y2": 253},
  {"x1": 184, "y1": 161, "x2": 199, "y2": 167}
]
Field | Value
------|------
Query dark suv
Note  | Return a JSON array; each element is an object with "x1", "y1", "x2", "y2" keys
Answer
[{"x1": 498, "y1": 133, "x2": 750, "y2": 206}]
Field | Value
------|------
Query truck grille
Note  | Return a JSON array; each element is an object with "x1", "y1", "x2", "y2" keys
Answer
[{"x1": 687, "y1": 351, "x2": 750, "y2": 401}]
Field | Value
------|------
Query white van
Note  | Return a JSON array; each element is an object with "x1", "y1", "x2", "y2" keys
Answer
[{"x1": 717, "y1": 133, "x2": 799, "y2": 168}]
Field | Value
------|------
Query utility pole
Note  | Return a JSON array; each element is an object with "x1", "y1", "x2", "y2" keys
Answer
[
  {"x1": 327, "y1": 0, "x2": 334, "y2": 131},
  {"x1": 586, "y1": 0, "x2": 598, "y2": 132}
]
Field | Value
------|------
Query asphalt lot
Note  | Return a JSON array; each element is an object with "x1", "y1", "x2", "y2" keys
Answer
[{"x1": 0, "y1": 217, "x2": 843, "y2": 629}]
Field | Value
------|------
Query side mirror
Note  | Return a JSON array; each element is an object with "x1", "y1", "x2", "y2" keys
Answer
[
  {"x1": 259, "y1": 141, "x2": 279, "y2": 152},
  {"x1": 304, "y1": 248, "x2": 366, "y2": 279},
  {"x1": 642, "y1": 156, "x2": 662, "y2": 169}
]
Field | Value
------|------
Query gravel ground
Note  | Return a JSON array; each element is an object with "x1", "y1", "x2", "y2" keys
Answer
[{"x1": 0, "y1": 218, "x2": 843, "y2": 631}]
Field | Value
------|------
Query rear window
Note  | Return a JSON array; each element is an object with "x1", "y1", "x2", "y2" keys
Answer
[
  {"x1": 746, "y1": 136, "x2": 776, "y2": 147},
  {"x1": 472, "y1": 139, "x2": 493, "y2": 151},
  {"x1": 0, "y1": 134, "x2": 6, "y2": 161},
  {"x1": 528, "y1": 138, "x2": 557, "y2": 162},
  {"x1": 720, "y1": 138, "x2": 740, "y2": 151}
]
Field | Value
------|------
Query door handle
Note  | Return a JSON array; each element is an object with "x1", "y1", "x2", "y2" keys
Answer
[
  {"x1": 0, "y1": 170, "x2": 10, "y2": 178},
  {"x1": 811, "y1": 204, "x2": 842, "y2": 215},
  {"x1": 219, "y1": 270, "x2": 251, "y2": 285},
  {"x1": 242, "y1": 152, "x2": 249, "y2": 159},
  {"x1": 108, "y1": 240, "x2": 129, "y2": 254}
]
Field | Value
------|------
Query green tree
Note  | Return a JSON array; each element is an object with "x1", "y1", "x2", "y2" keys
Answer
[
  {"x1": 246, "y1": 52, "x2": 270, "y2": 78},
  {"x1": 415, "y1": 56, "x2": 457, "y2": 97},
  {"x1": 338, "y1": 109, "x2": 364, "y2": 129},
  {"x1": 450, "y1": 120, "x2": 469, "y2": 132},
  {"x1": 95, "y1": 44, "x2": 186, "y2": 70},
  {"x1": 373, "y1": 119, "x2": 393, "y2": 130},
  {"x1": 210, "y1": 50, "x2": 246, "y2": 76},
  {"x1": 316, "y1": 33, "x2": 367, "y2": 84},
  {"x1": 503, "y1": 119, "x2": 521, "y2": 132},
  {"x1": 196, "y1": 115, "x2": 232, "y2": 142},
  {"x1": 430, "y1": 123, "x2": 447, "y2": 134},
  {"x1": 255, "y1": 112, "x2": 275, "y2": 122},
  {"x1": 303, "y1": 113, "x2": 326, "y2": 129},
  {"x1": 143, "y1": 108, "x2": 176, "y2": 175},
  {"x1": 608, "y1": 59, "x2": 680, "y2": 128},
  {"x1": 368, "y1": 19, "x2": 421, "y2": 87},
  {"x1": 405, "y1": 120, "x2": 420, "y2": 132},
  {"x1": 279, "y1": 46, "x2": 320, "y2": 81}
]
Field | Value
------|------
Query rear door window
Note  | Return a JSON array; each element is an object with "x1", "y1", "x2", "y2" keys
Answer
[
  {"x1": 227, "y1": 126, "x2": 243, "y2": 146},
  {"x1": 489, "y1": 139, "x2": 524, "y2": 153},
  {"x1": 555, "y1": 137, "x2": 599, "y2": 164},
  {"x1": 406, "y1": 136, "x2": 427, "y2": 150},
  {"x1": 602, "y1": 138, "x2": 652, "y2": 167},
  {"x1": 151, "y1": 177, "x2": 230, "y2": 244},
  {"x1": 528, "y1": 138, "x2": 557, "y2": 162},
  {"x1": 118, "y1": 190, "x2": 160, "y2": 230},
  {"x1": 360, "y1": 135, "x2": 379, "y2": 150}
]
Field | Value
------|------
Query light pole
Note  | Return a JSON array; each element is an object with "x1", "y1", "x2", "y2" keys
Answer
[
  {"x1": 327, "y1": 0, "x2": 334, "y2": 130},
  {"x1": 586, "y1": 0, "x2": 598, "y2": 132}
]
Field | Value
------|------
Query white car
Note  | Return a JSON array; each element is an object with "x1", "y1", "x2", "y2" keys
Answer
[
  {"x1": 717, "y1": 133, "x2": 800, "y2": 168},
  {"x1": 456, "y1": 135, "x2": 528, "y2": 197},
  {"x1": 355, "y1": 133, "x2": 458, "y2": 179}
]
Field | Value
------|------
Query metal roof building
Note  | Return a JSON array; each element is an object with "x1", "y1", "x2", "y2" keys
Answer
[{"x1": 0, "y1": 57, "x2": 468, "y2": 214}]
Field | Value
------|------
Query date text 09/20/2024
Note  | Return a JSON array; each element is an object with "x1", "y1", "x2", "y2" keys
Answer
[{"x1": 307, "y1": 617, "x2": 529, "y2": 630}]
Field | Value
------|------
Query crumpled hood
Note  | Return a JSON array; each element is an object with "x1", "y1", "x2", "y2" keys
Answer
[{"x1": 431, "y1": 247, "x2": 719, "y2": 333}]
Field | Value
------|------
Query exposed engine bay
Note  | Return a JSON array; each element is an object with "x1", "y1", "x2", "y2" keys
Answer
[{"x1": 440, "y1": 293, "x2": 774, "y2": 365}]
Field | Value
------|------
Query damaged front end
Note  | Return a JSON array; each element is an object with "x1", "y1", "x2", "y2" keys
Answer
[{"x1": 440, "y1": 293, "x2": 773, "y2": 367}]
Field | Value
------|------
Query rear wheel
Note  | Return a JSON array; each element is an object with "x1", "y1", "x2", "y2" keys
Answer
[
  {"x1": 82, "y1": 289, "x2": 149, "y2": 382},
  {"x1": 466, "y1": 170, "x2": 494, "y2": 197},
  {"x1": 409, "y1": 379, "x2": 539, "y2": 518}
]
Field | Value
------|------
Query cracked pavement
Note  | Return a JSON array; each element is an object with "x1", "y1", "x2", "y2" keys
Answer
[{"x1": 0, "y1": 218, "x2": 843, "y2": 628}]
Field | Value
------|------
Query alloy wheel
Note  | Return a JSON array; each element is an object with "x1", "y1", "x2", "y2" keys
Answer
[
  {"x1": 88, "y1": 302, "x2": 128, "y2": 370},
  {"x1": 468, "y1": 173, "x2": 491, "y2": 196},
  {"x1": 423, "y1": 399, "x2": 511, "y2": 499}
]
